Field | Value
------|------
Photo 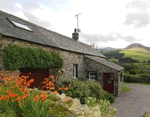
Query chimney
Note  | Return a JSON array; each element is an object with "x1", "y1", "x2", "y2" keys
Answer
[{"x1": 72, "y1": 28, "x2": 79, "y2": 41}]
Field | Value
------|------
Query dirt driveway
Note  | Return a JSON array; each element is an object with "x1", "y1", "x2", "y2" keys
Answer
[{"x1": 110, "y1": 83, "x2": 150, "y2": 117}]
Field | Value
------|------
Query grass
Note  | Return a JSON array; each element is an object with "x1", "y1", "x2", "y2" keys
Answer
[
  {"x1": 128, "y1": 82, "x2": 150, "y2": 85},
  {"x1": 119, "y1": 48, "x2": 150, "y2": 62},
  {"x1": 123, "y1": 84, "x2": 132, "y2": 92}
]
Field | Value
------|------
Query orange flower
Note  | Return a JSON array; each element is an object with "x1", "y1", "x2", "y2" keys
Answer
[
  {"x1": 22, "y1": 88, "x2": 30, "y2": 93},
  {"x1": 44, "y1": 78, "x2": 48, "y2": 81},
  {"x1": 0, "y1": 96, "x2": 3, "y2": 101},
  {"x1": 28, "y1": 72, "x2": 32, "y2": 75},
  {"x1": 58, "y1": 87, "x2": 62, "y2": 91},
  {"x1": 13, "y1": 97, "x2": 21, "y2": 102},
  {"x1": 0, "y1": 71, "x2": 2, "y2": 75},
  {"x1": 2, "y1": 95, "x2": 9, "y2": 101},
  {"x1": 29, "y1": 79, "x2": 34, "y2": 83},
  {"x1": 21, "y1": 94, "x2": 29, "y2": 99},
  {"x1": 50, "y1": 75, "x2": 54, "y2": 79},
  {"x1": 34, "y1": 96, "x2": 39, "y2": 101},
  {"x1": 63, "y1": 87, "x2": 68, "y2": 90},
  {"x1": 10, "y1": 87, "x2": 14, "y2": 90},
  {"x1": 68, "y1": 83, "x2": 71, "y2": 87},
  {"x1": 40, "y1": 93, "x2": 48, "y2": 101},
  {"x1": 10, "y1": 93, "x2": 17, "y2": 98},
  {"x1": 53, "y1": 90, "x2": 57, "y2": 95},
  {"x1": 26, "y1": 82, "x2": 30, "y2": 87},
  {"x1": 8, "y1": 90, "x2": 13, "y2": 95}
]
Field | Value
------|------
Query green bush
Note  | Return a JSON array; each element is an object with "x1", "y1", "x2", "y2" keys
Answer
[
  {"x1": 85, "y1": 97, "x2": 117, "y2": 117},
  {"x1": 3, "y1": 44, "x2": 63, "y2": 70},
  {"x1": 59, "y1": 78, "x2": 90, "y2": 104},
  {"x1": 104, "y1": 91, "x2": 115, "y2": 103},
  {"x1": 85, "y1": 80, "x2": 105, "y2": 100},
  {"x1": 60, "y1": 78, "x2": 115, "y2": 104}
]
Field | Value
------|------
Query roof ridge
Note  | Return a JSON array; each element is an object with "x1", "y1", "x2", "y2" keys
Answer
[{"x1": 0, "y1": 10, "x2": 106, "y2": 58}]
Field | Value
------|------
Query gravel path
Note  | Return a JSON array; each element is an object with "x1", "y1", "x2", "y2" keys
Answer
[{"x1": 110, "y1": 83, "x2": 150, "y2": 117}]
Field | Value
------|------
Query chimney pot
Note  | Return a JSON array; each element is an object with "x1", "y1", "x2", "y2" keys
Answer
[{"x1": 72, "y1": 28, "x2": 79, "y2": 41}]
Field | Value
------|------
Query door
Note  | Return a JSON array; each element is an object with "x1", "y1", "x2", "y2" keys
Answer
[
  {"x1": 103, "y1": 73, "x2": 114, "y2": 93},
  {"x1": 19, "y1": 67, "x2": 49, "y2": 89}
]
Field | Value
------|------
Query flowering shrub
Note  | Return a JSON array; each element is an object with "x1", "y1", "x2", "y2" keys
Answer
[
  {"x1": 38, "y1": 74, "x2": 71, "y2": 95},
  {"x1": 0, "y1": 71, "x2": 72, "y2": 117},
  {"x1": 86, "y1": 97, "x2": 117, "y2": 117},
  {"x1": 59, "y1": 78, "x2": 90, "y2": 104}
]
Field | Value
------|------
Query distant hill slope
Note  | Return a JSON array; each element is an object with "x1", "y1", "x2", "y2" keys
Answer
[
  {"x1": 125, "y1": 43, "x2": 150, "y2": 52},
  {"x1": 98, "y1": 47, "x2": 118, "y2": 52},
  {"x1": 103, "y1": 43, "x2": 150, "y2": 62}
]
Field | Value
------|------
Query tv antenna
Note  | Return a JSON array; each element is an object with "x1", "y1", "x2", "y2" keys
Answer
[{"x1": 75, "y1": 13, "x2": 81, "y2": 32}]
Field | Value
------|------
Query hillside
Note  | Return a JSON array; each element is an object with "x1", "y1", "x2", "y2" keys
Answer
[
  {"x1": 98, "y1": 47, "x2": 118, "y2": 52},
  {"x1": 103, "y1": 43, "x2": 150, "y2": 62},
  {"x1": 125, "y1": 43, "x2": 150, "y2": 52}
]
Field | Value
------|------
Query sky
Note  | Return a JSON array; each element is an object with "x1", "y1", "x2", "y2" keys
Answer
[{"x1": 0, "y1": 0, "x2": 150, "y2": 49}]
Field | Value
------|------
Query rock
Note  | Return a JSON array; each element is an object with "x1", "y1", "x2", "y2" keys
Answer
[
  {"x1": 68, "y1": 99, "x2": 82, "y2": 115},
  {"x1": 86, "y1": 106, "x2": 101, "y2": 117},
  {"x1": 78, "y1": 104, "x2": 91, "y2": 113},
  {"x1": 66, "y1": 113, "x2": 76, "y2": 117},
  {"x1": 60, "y1": 93, "x2": 66, "y2": 99},
  {"x1": 55, "y1": 96, "x2": 73, "y2": 106},
  {"x1": 143, "y1": 112, "x2": 150, "y2": 117},
  {"x1": 70, "y1": 98, "x2": 81, "y2": 107},
  {"x1": 61, "y1": 97, "x2": 73, "y2": 103}
]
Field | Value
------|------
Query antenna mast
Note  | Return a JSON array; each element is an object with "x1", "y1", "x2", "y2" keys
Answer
[{"x1": 75, "y1": 13, "x2": 81, "y2": 32}]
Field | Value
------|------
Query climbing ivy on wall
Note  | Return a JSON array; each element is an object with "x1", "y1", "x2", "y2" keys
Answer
[{"x1": 3, "y1": 44, "x2": 63, "y2": 70}]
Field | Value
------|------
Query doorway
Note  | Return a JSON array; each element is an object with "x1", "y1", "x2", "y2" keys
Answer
[
  {"x1": 103, "y1": 73, "x2": 114, "y2": 93},
  {"x1": 19, "y1": 67, "x2": 49, "y2": 89}
]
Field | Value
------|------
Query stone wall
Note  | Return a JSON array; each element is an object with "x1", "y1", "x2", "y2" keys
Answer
[
  {"x1": 84, "y1": 57, "x2": 123, "y2": 96},
  {"x1": 0, "y1": 36, "x2": 86, "y2": 80},
  {"x1": 117, "y1": 71, "x2": 124, "y2": 96}
]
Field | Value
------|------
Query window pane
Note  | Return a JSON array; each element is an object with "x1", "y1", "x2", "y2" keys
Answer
[{"x1": 8, "y1": 18, "x2": 32, "y2": 31}]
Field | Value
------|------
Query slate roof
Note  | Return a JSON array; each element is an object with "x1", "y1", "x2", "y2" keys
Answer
[
  {"x1": 84, "y1": 55, "x2": 124, "y2": 71},
  {"x1": 0, "y1": 10, "x2": 106, "y2": 58}
]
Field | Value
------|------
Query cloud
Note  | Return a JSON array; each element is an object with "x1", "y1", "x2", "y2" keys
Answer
[
  {"x1": 121, "y1": 35, "x2": 141, "y2": 42},
  {"x1": 126, "y1": 0, "x2": 149, "y2": 10},
  {"x1": 125, "y1": 0, "x2": 150, "y2": 28},
  {"x1": 22, "y1": 2, "x2": 40, "y2": 10},
  {"x1": 80, "y1": 32, "x2": 139, "y2": 45},
  {"x1": 22, "y1": 10, "x2": 54, "y2": 30},
  {"x1": 125, "y1": 11, "x2": 150, "y2": 28},
  {"x1": 0, "y1": 2, "x2": 56, "y2": 31},
  {"x1": 80, "y1": 32, "x2": 118, "y2": 44}
]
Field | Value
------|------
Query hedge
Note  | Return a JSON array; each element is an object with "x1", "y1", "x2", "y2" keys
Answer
[{"x1": 3, "y1": 44, "x2": 63, "y2": 70}]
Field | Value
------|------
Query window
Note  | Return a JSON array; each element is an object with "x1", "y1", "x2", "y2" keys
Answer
[
  {"x1": 120, "y1": 72, "x2": 123, "y2": 82},
  {"x1": 88, "y1": 71, "x2": 97, "y2": 80},
  {"x1": 7, "y1": 18, "x2": 32, "y2": 31},
  {"x1": 73, "y1": 64, "x2": 78, "y2": 78}
]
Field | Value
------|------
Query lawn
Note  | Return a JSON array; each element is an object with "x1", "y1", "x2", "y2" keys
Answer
[{"x1": 123, "y1": 84, "x2": 132, "y2": 92}]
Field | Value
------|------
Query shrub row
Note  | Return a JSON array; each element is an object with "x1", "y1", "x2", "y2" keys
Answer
[
  {"x1": 124, "y1": 73, "x2": 150, "y2": 83},
  {"x1": 59, "y1": 78, "x2": 115, "y2": 104}
]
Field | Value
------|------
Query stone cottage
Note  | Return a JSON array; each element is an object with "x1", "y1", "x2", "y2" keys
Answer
[{"x1": 0, "y1": 10, "x2": 124, "y2": 96}]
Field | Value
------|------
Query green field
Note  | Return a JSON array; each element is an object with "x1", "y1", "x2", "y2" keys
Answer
[{"x1": 119, "y1": 48, "x2": 150, "y2": 62}]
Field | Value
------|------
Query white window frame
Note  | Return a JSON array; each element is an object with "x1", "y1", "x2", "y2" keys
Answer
[
  {"x1": 88, "y1": 71, "x2": 96, "y2": 81},
  {"x1": 73, "y1": 64, "x2": 78, "y2": 78}
]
